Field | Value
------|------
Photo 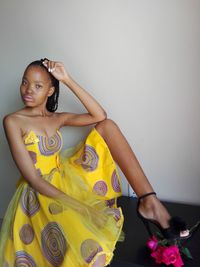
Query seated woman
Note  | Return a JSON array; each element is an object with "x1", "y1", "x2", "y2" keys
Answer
[{"x1": 0, "y1": 58, "x2": 189, "y2": 267}]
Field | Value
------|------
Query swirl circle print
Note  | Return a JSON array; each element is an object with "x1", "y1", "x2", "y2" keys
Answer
[
  {"x1": 111, "y1": 170, "x2": 121, "y2": 193},
  {"x1": 75, "y1": 145, "x2": 99, "y2": 172},
  {"x1": 93, "y1": 180, "x2": 108, "y2": 196},
  {"x1": 37, "y1": 133, "x2": 62, "y2": 156},
  {"x1": 19, "y1": 224, "x2": 35, "y2": 245},
  {"x1": 80, "y1": 239, "x2": 103, "y2": 264},
  {"x1": 15, "y1": 251, "x2": 37, "y2": 267},
  {"x1": 20, "y1": 186, "x2": 40, "y2": 217},
  {"x1": 41, "y1": 222, "x2": 67, "y2": 266}
]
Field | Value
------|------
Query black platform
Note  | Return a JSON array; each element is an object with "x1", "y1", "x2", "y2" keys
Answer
[
  {"x1": 0, "y1": 196, "x2": 200, "y2": 267},
  {"x1": 109, "y1": 196, "x2": 200, "y2": 267},
  {"x1": 109, "y1": 259, "x2": 143, "y2": 267}
]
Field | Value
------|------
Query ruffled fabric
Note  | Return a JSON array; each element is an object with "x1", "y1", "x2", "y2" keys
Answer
[
  {"x1": 0, "y1": 128, "x2": 124, "y2": 266},
  {"x1": 23, "y1": 130, "x2": 40, "y2": 145}
]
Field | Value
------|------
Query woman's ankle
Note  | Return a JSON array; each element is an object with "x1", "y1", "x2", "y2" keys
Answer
[{"x1": 139, "y1": 195, "x2": 171, "y2": 229}]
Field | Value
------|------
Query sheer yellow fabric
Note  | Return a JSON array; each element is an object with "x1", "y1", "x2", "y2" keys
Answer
[{"x1": 0, "y1": 128, "x2": 124, "y2": 266}]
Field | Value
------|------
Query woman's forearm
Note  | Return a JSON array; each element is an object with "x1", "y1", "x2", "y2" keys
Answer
[
  {"x1": 30, "y1": 176, "x2": 94, "y2": 217},
  {"x1": 30, "y1": 176, "x2": 65, "y2": 198},
  {"x1": 63, "y1": 76, "x2": 107, "y2": 120}
]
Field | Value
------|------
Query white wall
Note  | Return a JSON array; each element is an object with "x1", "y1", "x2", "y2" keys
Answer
[{"x1": 0, "y1": 0, "x2": 200, "y2": 218}]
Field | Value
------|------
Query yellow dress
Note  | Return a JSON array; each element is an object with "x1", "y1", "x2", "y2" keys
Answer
[{"x1": 0, "y1": 128, "x2": 124, "y2": 267}]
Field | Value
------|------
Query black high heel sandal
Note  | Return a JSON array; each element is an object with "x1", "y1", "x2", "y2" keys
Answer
[{"x1": 136, "y1": 192, "x2": 190, "y2": 240}]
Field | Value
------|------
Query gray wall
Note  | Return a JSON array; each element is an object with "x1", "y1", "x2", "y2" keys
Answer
[{"x1": 0, "y1": 0, "x2": 200, "y2": 218}]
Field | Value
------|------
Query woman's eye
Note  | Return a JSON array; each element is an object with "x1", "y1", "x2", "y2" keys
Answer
[
  {"x1": 22, "y1": 80, "x2": 27, "y2": 86},
  {"x1": 35, "y1": 84, "x2": 42, "y2": 89}
]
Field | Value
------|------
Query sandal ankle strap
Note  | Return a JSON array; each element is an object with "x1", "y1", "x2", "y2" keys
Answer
[{"x1": 138, "y1": 192, "x2": 156, "y2": 201}]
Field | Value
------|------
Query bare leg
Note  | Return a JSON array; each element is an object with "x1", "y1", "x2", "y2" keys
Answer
[
  {"x1": 91, "y1": 254, "x2": 106, "y2": 267},
  {"x1": 95, "y1": 119, "x2": 171, "y2": 229}
]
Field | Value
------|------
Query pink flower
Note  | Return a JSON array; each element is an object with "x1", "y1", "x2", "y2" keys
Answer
[
  {"x1": 151, "y1": 246, "x2": 165, "y2": 264},
  {"x1": 147, "y1": 236, "x2": 158, "y2": 251},
  {"x1": 162, "y1": 246, "x2": 184, "y2": 267},
  {"x1": 150, "y1": 245, "x2": 184, "y2": 267}
]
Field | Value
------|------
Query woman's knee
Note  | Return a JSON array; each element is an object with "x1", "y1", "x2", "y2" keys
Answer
[{"x1": 95, "y1": 118, "x2": 118, "y2": 136}]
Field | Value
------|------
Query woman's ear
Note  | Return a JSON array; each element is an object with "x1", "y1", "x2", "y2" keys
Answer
[{"x1": 48, "y1": 86, "x2": 55, "y2": 97}]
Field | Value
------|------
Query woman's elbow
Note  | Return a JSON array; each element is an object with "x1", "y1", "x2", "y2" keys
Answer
[{"x1": 97, "y1": 111, "x2": 107, "y2": 122}]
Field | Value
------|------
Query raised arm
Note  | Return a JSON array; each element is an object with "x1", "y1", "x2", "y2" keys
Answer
[
  {"x1": 42, "y1": 59, "x2": 107, "y2": 127},
  {"x1": 3, "y1": 115, "x2": 65, "y2": 198}
]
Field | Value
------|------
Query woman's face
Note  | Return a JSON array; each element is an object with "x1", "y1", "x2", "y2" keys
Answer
[{"x1": 20, "y1": 65, "x2": 54, "y2": 108}]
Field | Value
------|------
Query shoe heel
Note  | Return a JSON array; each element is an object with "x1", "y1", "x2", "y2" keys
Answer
[
  {"x1": 136, "y1": 192, "x2": 156, "y2": 237},
  {"x1": 140, "y1": 217, "x2": 153, "y2": 236}
]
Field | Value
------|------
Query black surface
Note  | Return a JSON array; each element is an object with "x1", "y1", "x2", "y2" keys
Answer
[
  {"x1": 109, "y1": 259, "x2": 144, "y2": 267},
  {"x1": 111, "y1": 196, "x2": 200, "y2": 267},
  {"x1": 1, "y1": 197, "x2": 200, "y2": 267}
]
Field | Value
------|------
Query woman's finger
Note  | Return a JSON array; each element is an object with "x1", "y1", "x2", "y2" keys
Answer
[
  {"x1": 41, "y1": 58, "x2": 49, "y2": 68},
  {"x1": 50, "y1": 67, "x2": 56, "y2": 73},
  {"x1": 42, "y1": 59, "x2": 64, "y2": 74},
  {"x1": 49, "y1": 61, "x2": 58, "y2": 73},
  {"x1": 42, "y1": 58, "x2": 53, "y2": 72},
  {"x1": 50, "y1": 61, "x2": 55, "y2": 71},
  {"x1": 47, "y1": 60, "x2": 52, "y2": 72}
]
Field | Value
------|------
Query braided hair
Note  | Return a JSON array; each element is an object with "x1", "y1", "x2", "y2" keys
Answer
[{"x1": 25, "y1": 58, "x2": 59, "y2": 112}]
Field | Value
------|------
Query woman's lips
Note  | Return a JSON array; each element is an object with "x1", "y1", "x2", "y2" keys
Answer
[{"x1": 23, "y1": 95, "x2": 33, "y2": 102}]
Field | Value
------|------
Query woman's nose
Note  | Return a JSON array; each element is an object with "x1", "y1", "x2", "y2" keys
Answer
[{"x1": 26, "y1": 85, "x2": 34, "y2": 93}]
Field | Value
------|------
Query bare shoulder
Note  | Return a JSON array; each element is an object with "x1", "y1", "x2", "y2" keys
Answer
[
  {"x1": 3, "y1": 112, "x2": 18, "y2": 128},
  {"x1": 3, "y1": 110, "x2": 25, "y2": 135}
]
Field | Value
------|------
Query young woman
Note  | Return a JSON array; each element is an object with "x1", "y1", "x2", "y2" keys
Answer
[{"x1": 0, "y1": 59, "x2": 189, "y2": 267}]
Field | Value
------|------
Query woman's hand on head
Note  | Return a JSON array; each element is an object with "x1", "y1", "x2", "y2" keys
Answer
[{"x1": 42, "y1": 59, "x2": 71, "y2": 84}]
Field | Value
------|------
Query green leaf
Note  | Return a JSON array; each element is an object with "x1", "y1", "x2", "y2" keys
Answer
[
  {"x1": 158, "y1": 239, "x2": 168, "y2": 246},
  {"x1": 155, "y1": 231, "x2": 163, "y2": 239},
  {"x1": 181, "y1": 247, "x2": 193, "y2": 259}
]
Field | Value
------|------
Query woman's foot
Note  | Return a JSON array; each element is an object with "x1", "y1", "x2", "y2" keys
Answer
[
  {"x1": 138, "y1": 193, "x2": 171, "y2": 229},
  {"x1": 138, "y1": 193, "x2": 189, "y2": 238}
]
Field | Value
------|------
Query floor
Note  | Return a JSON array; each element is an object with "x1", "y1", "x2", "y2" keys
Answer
[
  {"x1": 109, "y1": 196, "x2": 200, "y2": 267},
  {"x1": 0, "y1": 196, "x2": 200, "y2": 267}
]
